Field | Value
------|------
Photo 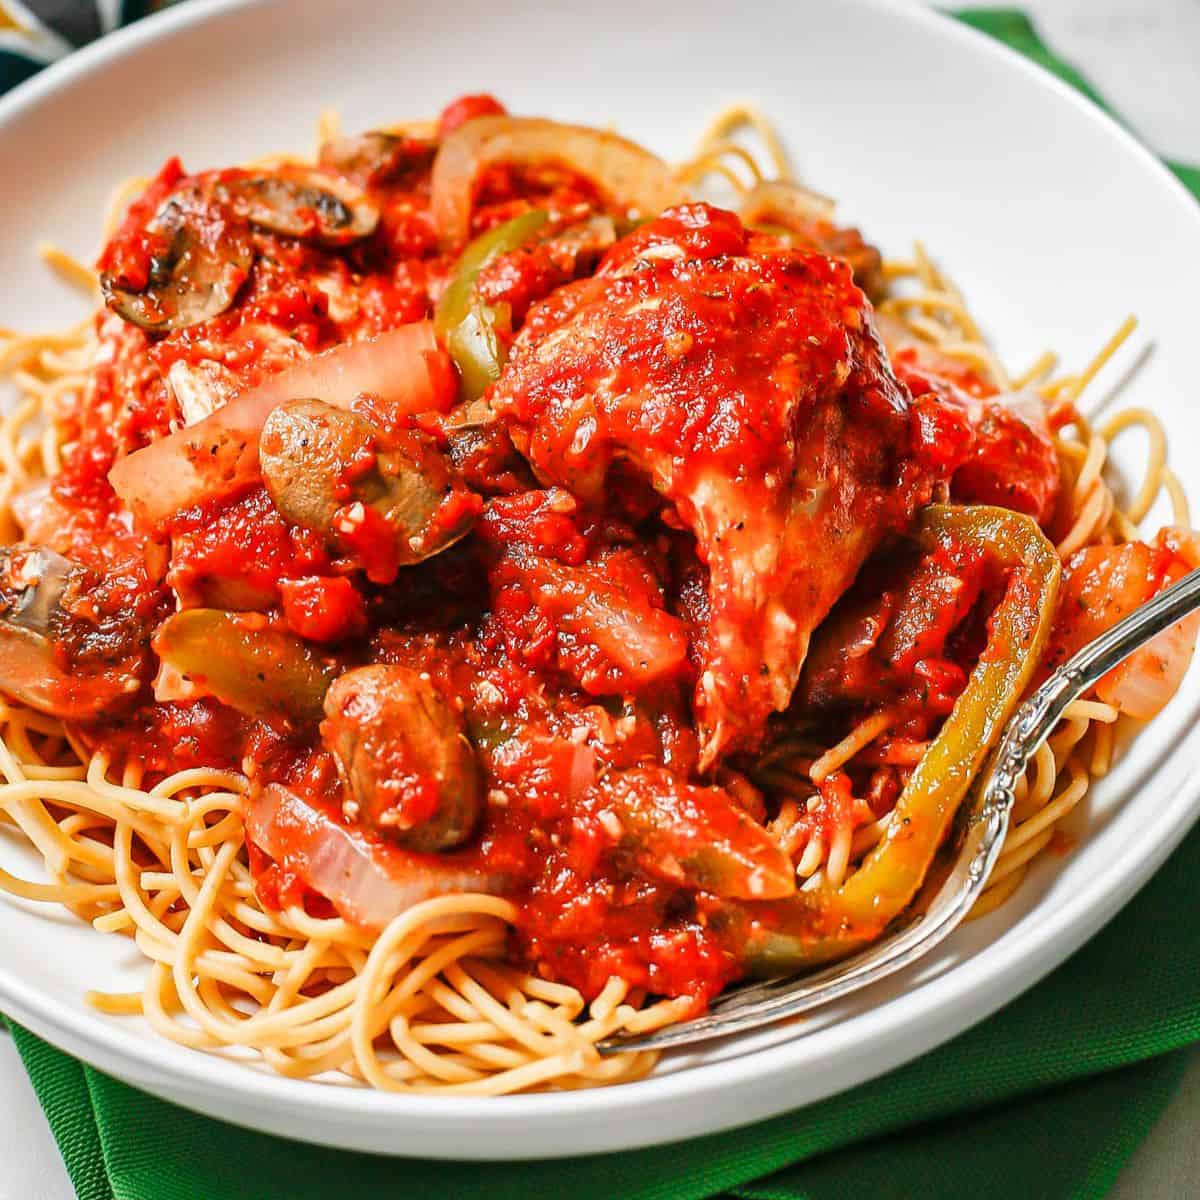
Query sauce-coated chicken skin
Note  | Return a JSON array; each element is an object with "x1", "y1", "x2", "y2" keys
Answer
[{"x1": 492, "y1": 204, "x2": 964, "y2": 763}]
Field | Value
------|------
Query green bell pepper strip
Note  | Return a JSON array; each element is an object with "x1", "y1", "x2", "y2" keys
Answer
[
  {"x1": 434, "y1": 209, "x2": 549, "y2": 402},
  {"x1": 604, "y1": 768, "x2": 796, "y2": 901},
  {"x1": 728, "y1": 504, "x2": 1062, "y2": 974},
  {"x1": 155, "y1": 609, "x2": 338, "y2": 729}
]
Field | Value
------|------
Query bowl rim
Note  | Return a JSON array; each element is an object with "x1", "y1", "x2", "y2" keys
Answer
[{"x1": 1, "y1": 0, "x2": 1199, "y2": 1155}]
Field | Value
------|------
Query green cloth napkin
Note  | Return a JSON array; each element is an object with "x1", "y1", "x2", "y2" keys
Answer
[{"x1": 4, "y1": 9, "x2": 1200, "y2": 1200}]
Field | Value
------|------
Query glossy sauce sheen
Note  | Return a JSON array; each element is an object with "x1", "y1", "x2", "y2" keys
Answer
[{"x1": 17, "y1": 96, "x2": 1153, "y2": 1010}]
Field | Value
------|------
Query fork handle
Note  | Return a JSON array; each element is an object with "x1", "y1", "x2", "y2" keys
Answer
[
  {"x1": 599, "y1": 566, "x2": 1200, "y2": 1055},
  {"x1": 955, "y1": 563, "x2": 1200, "y2": 949},
  {"x1": 999, "y1": 564, "x2": 1200, "y2": 772}
]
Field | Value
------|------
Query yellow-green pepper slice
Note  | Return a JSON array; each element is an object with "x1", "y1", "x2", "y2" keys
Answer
[
  {"x1": 434, "y1": 209, "x2": 549, "y2": 401},
  {"x1": 604, "y1": 766, "x2": 795, "y2": 901},
  {"x1": 156, "y1": 609, "x2": 338, "y2": 728},
  {"x1": 729, "y1": 504, "x2": 1062, "y2": 973}
]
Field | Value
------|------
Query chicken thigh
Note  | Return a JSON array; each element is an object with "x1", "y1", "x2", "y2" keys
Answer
[{"x1": 491, "y1": 204, "x2": 961, "y2": 765}]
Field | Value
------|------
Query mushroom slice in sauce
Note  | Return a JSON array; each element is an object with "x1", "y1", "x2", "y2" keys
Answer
[
  {"x1": 318, "y1": 130, "x2": 433, "y2": 186},
  {"x1": 101, "y1": 190, "x2": 254, "y2": 332},
  {"x1": 322, "y1": 664, "x2": 483, "y2": 852},
  {"x1": 0, "y1": 545, "x2": 146, "y2": 720},
  {"x1": 320, "y1": 130, "x2": 400, "y2": 175},
  {"x1": 259, "y1": 399, "x2": 479, "y2": 576},
  {"x1": 224, "y1": 167, "x2": 379, "y2": 245}
]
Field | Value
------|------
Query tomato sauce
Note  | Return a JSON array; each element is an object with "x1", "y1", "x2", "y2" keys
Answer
[{"x1": 4, "y1": 94, "x2": 1099, "y2": 1010}]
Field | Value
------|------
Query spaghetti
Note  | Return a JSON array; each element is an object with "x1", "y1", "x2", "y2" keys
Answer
[{"x1": 0, "y1": 99, "x2": 1194, "y2": 1095}]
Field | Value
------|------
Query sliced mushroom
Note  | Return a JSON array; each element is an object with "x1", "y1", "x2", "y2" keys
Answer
[
  {"x1": 223, "y1": 168, "x2": 378, "y2": 245},
  {"x1": 322, "y1": 665, "x2": 482, "y2": 852},
  {"x1": 0, "y1": 545, "x2": 145, "y2": 719},
  {"x1": 318, "y1": 130, "x2": 432, "y2": 185},
  {"x1": 320, "y1": 130, "x2": 400, "y2": 174},
  {"x1": 1, "y1": 545, "x2": 73, "y2": 635},
  {"x1": 101, "y1": 190, "x2": 254, "y2": 332},
  {"x1": 443, "y1": 407, "x2": 535, "y2": 496},
  {"x1": 259, "y1": 399, "x2": 478, "y2": 573},
  {"x1": 259, "y1": 398, "x2": 362, "y2": 533},
  {"x1": 375, "y1": 440, "x2": 477, "y2": 562}
]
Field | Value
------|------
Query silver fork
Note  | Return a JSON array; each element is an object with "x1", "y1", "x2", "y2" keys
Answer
[{"x1": 600, "y1": 565, "x2": 1200, "y2": 1055}]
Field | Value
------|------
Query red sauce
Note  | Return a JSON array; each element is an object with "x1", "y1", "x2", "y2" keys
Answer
[
  {"x1": 14, "y1": 96, "x2": 1079, "y2": 1010},
  {"x1": 280, "y1": 576, "x2": 367, "y2": 643},
  {"x1": 892, "y1": 346, "x2": 1060, "y2": 525},
  {"x1": 169, "y1": 488, "x2": 332, "y2": 610}
]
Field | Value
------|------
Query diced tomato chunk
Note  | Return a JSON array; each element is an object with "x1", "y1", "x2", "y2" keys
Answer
[
  {"x1": 438, "y1": 93, "x2": 507, "y2": 139},
  {"x1": 280, "y1": 576, "x2": 368, "y2": 644}
]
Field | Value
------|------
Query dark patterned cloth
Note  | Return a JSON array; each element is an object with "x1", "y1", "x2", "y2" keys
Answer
[{"x1": 0, "y1": 0, "x2": 168, "y2": 92}]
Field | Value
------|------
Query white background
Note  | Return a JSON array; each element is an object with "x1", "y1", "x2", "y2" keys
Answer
[{"x1": 3, "y1": 0, "x2": 1200, "y2": 1195}]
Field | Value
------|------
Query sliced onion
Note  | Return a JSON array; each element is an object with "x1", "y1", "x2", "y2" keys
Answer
[
  {"x1": 152, "y1": 660, "x2": 200, "y2": 704},
  {"x1": 956, "y1": 386, "x2": 1054, "y2": 439},
  {"x1": 1097, "y1": 609, "x2": 1200, "y2": 720},
  {"x1": 166, "y1": 360, "x2": 239, "y2": 427},
  {"x1": 10, "y1": 481, "x2": 53, "y2": 540},
  {"x1": 739, "y1": 179, "x2": 836, "y2": 230},
  {"x1": 245, "y1": 784, "x2": 507, "y2": 933},
  {"x1": 1091, "y1": 531, "x2": 1200, "y2": 721},
  {"x1": 109, "y1": 321, "x2": 455, "y2": 527},
  {"x1": 566, "y1": 740, "x2": 597, "y2": 802},
  {"x1": 995, "y1": 387, "x2": 1052, "y2": 432},
  {"x1": 431, "y1": 115, "x2": 687, "y2": 246}
]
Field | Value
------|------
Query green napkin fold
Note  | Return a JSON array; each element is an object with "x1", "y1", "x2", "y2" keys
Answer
[
  {"x1": 4, "y1": 9, "x2": 1200, "y2": 1200},
  {"x1": 7, "y1": 818, "x2": 1200, "y2": 1200}
]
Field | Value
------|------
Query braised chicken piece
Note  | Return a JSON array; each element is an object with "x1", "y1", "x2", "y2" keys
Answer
[
  {"x1": 888, "y1": 342, "x2": 1060, "y2": 526},
  {"x1": 491, "y1": 203, "x2": 967, "y2": 764},
  {"x1": 799, "y1": 535, "x2": 988, "y2": 719}
]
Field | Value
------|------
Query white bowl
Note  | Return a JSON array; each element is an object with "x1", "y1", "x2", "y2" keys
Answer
[{"x1": 1, "y1": 0, "x2": 1198, "y2": 1161}]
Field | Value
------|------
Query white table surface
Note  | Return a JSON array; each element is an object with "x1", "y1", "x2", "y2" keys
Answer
[{"x1": 3, "y1": 1, "x2": 1200, "y2": 1196}]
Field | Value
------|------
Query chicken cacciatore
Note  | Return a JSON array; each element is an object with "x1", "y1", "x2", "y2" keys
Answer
[{"x1": 1, "y1": 95, "x2": 1195, "y2": 1016}]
